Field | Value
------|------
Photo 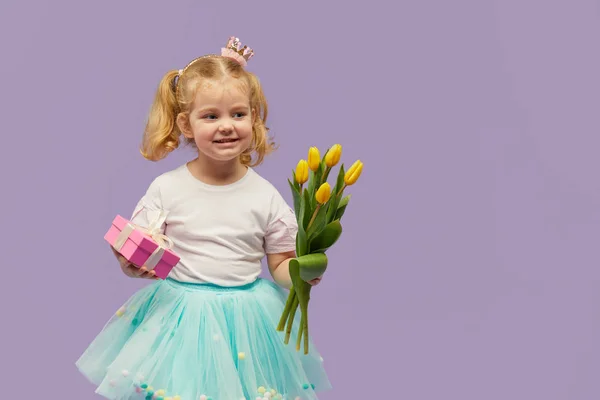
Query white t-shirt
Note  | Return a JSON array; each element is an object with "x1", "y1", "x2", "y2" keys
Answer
[{"x1": 129, "y1": 164, "x2": 298, "y2": 286}]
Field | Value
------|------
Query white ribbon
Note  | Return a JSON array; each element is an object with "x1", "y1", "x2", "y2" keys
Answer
[{"x1": 113, "y1": 209, "x2": 173, "y2": 270}]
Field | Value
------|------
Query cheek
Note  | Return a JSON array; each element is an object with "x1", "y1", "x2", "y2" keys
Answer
[
  {"x1": 238, "y1": 120, "x2": 254, "y2": 137},
  {"x1": 191, "y1": 122, "x2": 213, "y2": 140}
]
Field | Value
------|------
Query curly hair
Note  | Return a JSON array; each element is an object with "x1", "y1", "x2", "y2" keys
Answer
[{"x1": 140, "y1": 55, "x2": 275, "y2": 167}]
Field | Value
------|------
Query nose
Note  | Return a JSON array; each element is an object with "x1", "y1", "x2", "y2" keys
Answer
[{"x1": 218, "y1": 120, "x2": 234, "y2": 133}]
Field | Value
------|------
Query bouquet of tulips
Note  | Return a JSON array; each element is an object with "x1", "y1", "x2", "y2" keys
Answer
[{"x1": 277, "y1": 144, "x2": 363, "y2": 354}]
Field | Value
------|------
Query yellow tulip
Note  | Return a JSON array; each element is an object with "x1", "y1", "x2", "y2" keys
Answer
[
  {"x1": 344, "y1": 160, "x2": 363, "y2": 185},
  {"x1": 315, "y1": 182, "x2": 331, "y2": 204},
  {"x1": 307, "y1": 146, "x2": 320, "y2": 171},
  {"x1": 324, "y1": 144, "x2": 342, "y2": 167},
  {"x1": 295, "y1": 160, "x2": 309, "y2": 184}
]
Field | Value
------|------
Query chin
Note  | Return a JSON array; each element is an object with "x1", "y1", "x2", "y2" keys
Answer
[{"x1": 205, "y1": 149, "x2": 250, "y2": 163}]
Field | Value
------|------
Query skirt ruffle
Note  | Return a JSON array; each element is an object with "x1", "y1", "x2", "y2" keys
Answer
[{"x1": 76, "y1": 278, "x2": 331, "y2": 400}]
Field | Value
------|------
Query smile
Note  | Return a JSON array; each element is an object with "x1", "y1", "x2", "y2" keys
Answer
[{"x1": 213, "y1": 139, "x2": 239, "y2": 143}]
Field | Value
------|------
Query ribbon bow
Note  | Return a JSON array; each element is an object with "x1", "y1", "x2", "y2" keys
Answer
[{"x1": 114, "y1": 209, "x2": 173, "y2": 270}]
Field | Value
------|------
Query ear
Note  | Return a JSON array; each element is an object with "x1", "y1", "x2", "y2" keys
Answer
[
  {"x1": 251, "y1": 108, "x2": 257, "y2": 124},
  {"x1": 177, "y1": 113, "x2": 193, "y2": 138}
]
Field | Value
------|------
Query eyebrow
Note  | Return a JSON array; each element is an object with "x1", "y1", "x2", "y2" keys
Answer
[
  {"x1": 228, "y1": 103, "x2": 251, "y2": 110},
  {"x1": 196, "y1": 104, "x2": 250, "y2": 113}
]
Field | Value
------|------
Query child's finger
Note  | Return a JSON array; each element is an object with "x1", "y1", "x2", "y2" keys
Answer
[
  {"x1": 125, "y1": 265, "x2": 141, "y2": 277},
  {"x1": 136, "y1": 266, "x2": 149, "y2": 276},
  {"x1": 139, "y1": 267, "x2": 156, "y2": 279}
]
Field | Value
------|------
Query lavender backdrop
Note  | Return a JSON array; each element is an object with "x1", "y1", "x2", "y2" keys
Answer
[{"x1": 1, "y1": 0, "x2": 599, "y2": 398}]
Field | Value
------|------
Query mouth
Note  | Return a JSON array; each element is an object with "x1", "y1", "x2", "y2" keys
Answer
[{"x1": 213, "y1": 138, "x2": 239, "y2": 144}]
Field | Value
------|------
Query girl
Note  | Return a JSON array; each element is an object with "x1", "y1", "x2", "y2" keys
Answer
[{"x1": 76, "y1": 37, "x2": 331, "y2": 400}]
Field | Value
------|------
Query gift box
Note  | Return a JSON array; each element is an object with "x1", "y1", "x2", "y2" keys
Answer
[{"x1": 104, "y1": 214, "x2": 180, "y2": 279}]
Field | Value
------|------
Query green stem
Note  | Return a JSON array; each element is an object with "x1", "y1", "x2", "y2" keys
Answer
[
  {"x1": 277, "y1": 287, "x2": 296, "y2": 331},
  {"x1": 296, "y1": 312, "x2": 304, "y2": 351},
  {"x1": 320, "y1": 166, "x2": 330, "y2": 185},
  {"x1": 306, "y1": 204, "x2": 321, "y2": 231},
  {"x1": 284, "y1": 295, "x2": 299, "y2": 344},
  {"x1": 336, "y1": 184, "x2": 347, "y2": 197},
  {"x1": 303, "y1": 309, "x2": 309, "y2": 354}
]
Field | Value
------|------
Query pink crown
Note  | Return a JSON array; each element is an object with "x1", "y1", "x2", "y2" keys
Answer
[{"x1": 221, "y1": 36, "x2": 254, "y2": 67}]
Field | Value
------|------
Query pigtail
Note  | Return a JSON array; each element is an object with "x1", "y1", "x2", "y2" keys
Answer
[
  {"x1": 140, "y1": 70, "x2": 182, "y2": 161},
  {"x1": 241, "y1": 72, "x2": 276, "y2": 167}
]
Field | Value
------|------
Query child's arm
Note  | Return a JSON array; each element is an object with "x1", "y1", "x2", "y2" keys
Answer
[
  {"x1": 267, "y1": 251, "x2": 323, "y2": 289},
  {"x1": 267, "y1": 251, "x2": 295, "y2": 289}
]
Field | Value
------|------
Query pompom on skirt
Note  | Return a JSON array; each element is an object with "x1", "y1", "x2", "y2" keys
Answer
[{"x1": 76, "y1": 278, "x2": 331, "y2": 400}]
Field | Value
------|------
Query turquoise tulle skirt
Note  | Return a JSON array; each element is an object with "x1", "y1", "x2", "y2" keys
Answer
[{"x1": 76, "y1": 278, "x2": 331, "y2": 400}]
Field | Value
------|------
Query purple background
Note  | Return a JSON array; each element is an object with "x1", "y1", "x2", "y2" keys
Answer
[{"x1": 1, "y1": 0, "x2": 599, "y2": 398}]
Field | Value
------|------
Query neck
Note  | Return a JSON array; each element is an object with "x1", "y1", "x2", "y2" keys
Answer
[{"x1": 188, "y1": 156, "x2": 248, "y2": 186}]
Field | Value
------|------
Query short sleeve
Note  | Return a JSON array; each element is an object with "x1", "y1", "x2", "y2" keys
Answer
[
  {"x1": 129, "y1": 178, "x2": 167, "y2": 233},
  {"x1": 264, "y1": 192, "x2": 298, "y2": 254}
]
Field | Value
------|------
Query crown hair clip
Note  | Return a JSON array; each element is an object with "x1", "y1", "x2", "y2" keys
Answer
[{"x1": 221, "y1": 36, "x2": 254, "y2": 67}]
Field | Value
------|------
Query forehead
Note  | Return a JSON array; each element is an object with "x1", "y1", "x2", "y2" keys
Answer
[{"x1": 193, "y1": 77, "x2": 249, "y2": 105}]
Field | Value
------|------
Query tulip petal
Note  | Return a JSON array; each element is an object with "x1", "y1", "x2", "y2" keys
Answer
[
  {"x1": 344, "y1": 160, "x2": 363, "y2": 185},
  {"x1": 308, "y1": 147, "x2": 321, "y2": 171}
]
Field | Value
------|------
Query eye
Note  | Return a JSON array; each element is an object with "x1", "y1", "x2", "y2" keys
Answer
[
  {"x1": 233, "y1": 112, "x2": 246, "y2": 118},
  {"x1": 203, "y1": 114, "x2": 217, "y2": 120}
]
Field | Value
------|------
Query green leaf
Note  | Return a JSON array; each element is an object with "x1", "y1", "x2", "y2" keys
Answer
[
  {"x1": 310, "y1": 220, "x2": 343, "y2": 253},
  {"x1": 296, "y1": 223, "x2": 308, "y2": 256},
  {"x1": 321, "y1": 154, "x2": 332, "y2": 183},
  {"x1": 321, "y1": 149, "x2": 329, "y2": 174},
  {"x1": 335, "y1": 163, "x2": 346, "y2": 193},
  {"x1": 323, "y1": 168, "x2": 331, "y2": 183},
  {"x1": 288, "y1": 179, "x2": 301, "y2": 220},
  {"x1": 291, "y1": 169, "x2": 300, "y2": 191},
  {"x1": 312, "y1": 150, "x2": 329, "y2": 205},
  {"x1": 302, "y1": 188, "x2": 312, "y2": 232},
  {"x1": 298, "y1": 188, "x2": 306, "y2": 226},
  {"x1": 310, "y1": 164, "x2": 324, "y2": 210},
  {"x1": 335, "y1": 205, "x2": 348, "y2": 221},
  {"x1": 334, "y1": 194, "x2": 350, "y2": 221},
  {"x1": 308, "y1": 203, "x2": 329, "y2": 239},
  {"x1": 337, "y1": 194, "x2": 350, "y2": 208},
  {"x1": 307, "y1": 169, "x2": 316, "y2": 201},
  {"x1": 288, "y1": 260, "x2": 311, "y2": 303},
  {"x1": 291, "y1": 253, "x2": 329, "y2": 282},
  {"x1": 288, "y1": 261, "x2": 312, "y2": 346},
  {"x1": 296, "y1": 189, "x2": 308, "y2": 255},
  {"x1": 326, "y1": 164, "x2": 345, "y2": 223}
]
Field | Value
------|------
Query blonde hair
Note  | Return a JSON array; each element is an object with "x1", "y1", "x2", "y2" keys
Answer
[{"x1": 140, "y1": 56, "x2": 275, "y2": 167}]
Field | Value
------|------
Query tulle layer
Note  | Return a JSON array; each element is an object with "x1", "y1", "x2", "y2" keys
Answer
[{"x1": 76, "y1": 278, "x2": 331, "y2": 400}]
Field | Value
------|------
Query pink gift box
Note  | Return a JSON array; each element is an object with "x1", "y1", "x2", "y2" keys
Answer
[{"x1": 104, "y1": 214, "x2": 179, "y2": 279}]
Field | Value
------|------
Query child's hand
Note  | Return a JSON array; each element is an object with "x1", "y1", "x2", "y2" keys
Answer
[
  {"x1": 111, "y1": 246, "x2": 159, "y2": 280},
  {"x1": 308, "y1": 276, "x2": 322, "y2": 286}
]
